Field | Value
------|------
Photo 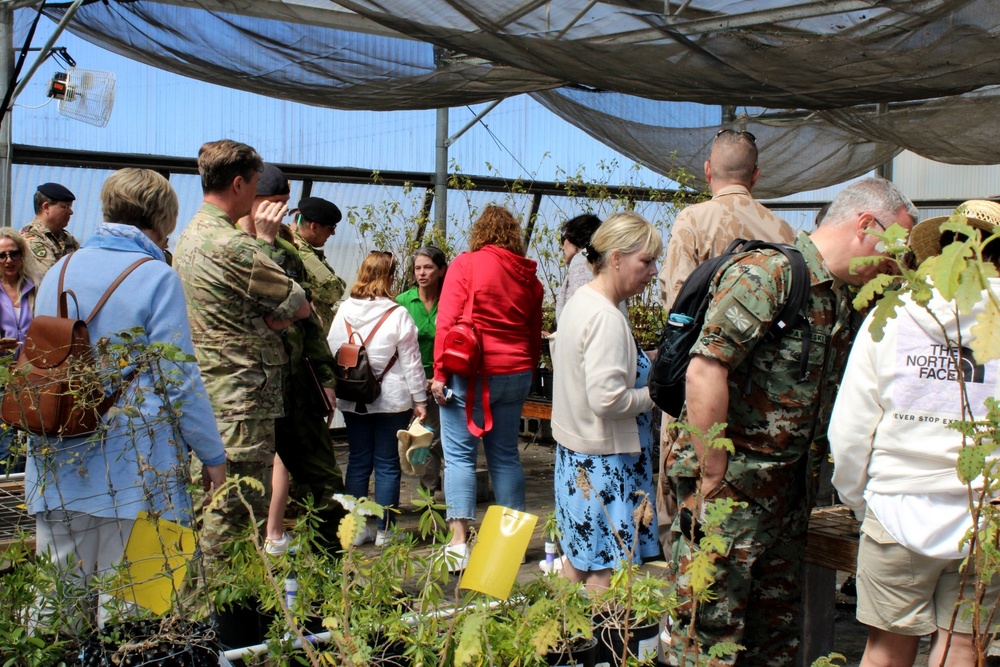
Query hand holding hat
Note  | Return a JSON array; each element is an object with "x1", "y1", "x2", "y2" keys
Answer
[{"x1": 397, "y1": 418, "x2": 434, "y2": 476}]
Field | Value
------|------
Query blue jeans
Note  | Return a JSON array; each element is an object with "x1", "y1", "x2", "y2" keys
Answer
[
  {"x1": 440, "y1": 370, "x2": 532, "y2": 520},
  {"x1": 343, "y1": 410, "x2": 411, "y2": 530}
]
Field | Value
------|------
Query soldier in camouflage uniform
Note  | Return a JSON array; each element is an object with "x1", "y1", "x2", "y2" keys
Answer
[
  {"x1": 657, "y1": 129, "x2": 795, "y2": 552},
  {"x1": 173, "y1": 141, "x2": 310, "y2": 558},
  {"x1": 241, "y1": 166, "x2": 346, "y2": 552},
  {"x1": 21, "y1": 182, "x2": 80, "y2": 276},
  {"x1": 666, "y1": 178, "x2": 917, "y2": 667},
  {"x1": 292, "y1": 196, "x2": 346, "y2": 335}
]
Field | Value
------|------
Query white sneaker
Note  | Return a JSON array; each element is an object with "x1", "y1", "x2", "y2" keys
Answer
[
  {"x1": 441, "y1": 543, "x2": 469, "y2": 572},
  {"x1": 353, "y1": 523, "x2": 377, "y2": 547},
  {"x1": 264, "y1": 532, "x2": 291, "y2": 556},
  {"x1": 375, "y1": 529, "x2": 397, "y2": 547}
]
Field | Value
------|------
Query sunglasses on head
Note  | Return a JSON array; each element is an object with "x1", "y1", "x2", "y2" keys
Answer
[
  {"x1": 714, "y1": 128, "x2": 757, "y2": 144},
  {"x1": 0, "y1": 250, "x2": 23, "y2": 261}
]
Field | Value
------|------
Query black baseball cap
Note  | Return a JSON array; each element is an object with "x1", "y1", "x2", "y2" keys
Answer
[{"x1": 297, "y1": 197, "x2": 342, "y2": 228}]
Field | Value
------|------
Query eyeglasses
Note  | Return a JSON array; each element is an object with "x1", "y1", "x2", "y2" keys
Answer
[
  {"x1": 714, "y1": 128, "x2": 757, "y2": 144},
  {"x1": 870, "y1": 215, "x2": 888, "y2": 231},
  {"x1": 0, "y1": 251, "x2": 23, "y2": 262}
]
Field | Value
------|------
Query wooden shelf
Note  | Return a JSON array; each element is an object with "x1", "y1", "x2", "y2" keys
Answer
[
  {"x1": 521, "y1": 400, "x2": 552, "y2": 420},
  {"x1": 805, "y1": 505, "x2": 859, "y2": 573}
]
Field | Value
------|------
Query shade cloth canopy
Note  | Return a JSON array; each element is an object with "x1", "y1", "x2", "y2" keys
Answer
[{"x1": 37, "y1": 0, "x2": 1000, "y2": 196}]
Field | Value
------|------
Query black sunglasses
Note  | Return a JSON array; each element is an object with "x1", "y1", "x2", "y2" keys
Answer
[
  {"x1": 0, "y1": 250, "x2": 23, "y2": 261},
  {"x1": 715, "y1": 128, "x2": 757, "y2": 144}
]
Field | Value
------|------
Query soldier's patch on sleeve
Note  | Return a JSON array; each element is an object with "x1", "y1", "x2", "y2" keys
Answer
[
  {"x1": 725, "y1": 303, "x2": 756, "y2": 334},
  {"x1": 30, "y1": 243, "x2": 46, "y2": 259}
]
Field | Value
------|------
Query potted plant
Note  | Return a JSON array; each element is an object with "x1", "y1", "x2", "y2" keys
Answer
[
  {"x1": 591, "y1": 566, "x2": 675, "y2": 667},
  {"x1": 518, "y1": 575, "x2": 598, "y2": 667}
]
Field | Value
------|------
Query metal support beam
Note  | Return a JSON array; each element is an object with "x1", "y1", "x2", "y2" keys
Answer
[
  {"x1": 664, "y1": 0, "x2": 880, "y2": 35},
  {"x1": 0, "y1": 7, "x2": 11, "y2": 227},
  {"x1": 10, "y1": 0, "x2": 86, "y2": 102},
  {"x1": 523, "y1": 192, "x2": 543, "y2": 247},
  {"x1": 875, "y1": 103, "x2": 893, "y2": 181},
  {"x1": 434, "y1": 100, "x2": 503, "y2": 236},
  {"x1": 446, "y1": 99, "x2": 501, "y2": 148},
  {"x1": 434, "y1": 107, "x2": 449, "y2": 236}
]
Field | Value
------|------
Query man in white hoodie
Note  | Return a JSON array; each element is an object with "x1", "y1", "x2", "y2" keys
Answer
[
  {"x1": 830, "y1": 200, "x2": 1000, "y2": 667},
  {"x1": 665, "y1": 177, "x2": 917, "y2": 667}
]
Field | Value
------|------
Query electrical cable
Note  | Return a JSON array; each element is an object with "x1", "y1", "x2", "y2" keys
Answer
[{"x1": 1, "y1": 1, "x2": 47, "y2": 125}]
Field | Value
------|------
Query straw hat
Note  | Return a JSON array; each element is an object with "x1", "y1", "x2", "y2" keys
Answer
[
  {"x1": 397, "y1": 419, "x2": 434, "y2": 476},
  {"x1": 910, "y1": 199, "x2": 1000, "y2": 264}
]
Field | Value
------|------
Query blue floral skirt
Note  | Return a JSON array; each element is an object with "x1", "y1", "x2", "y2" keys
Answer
[{"x1": 554, "y1": 429, "x2": 659, "y2": 572}]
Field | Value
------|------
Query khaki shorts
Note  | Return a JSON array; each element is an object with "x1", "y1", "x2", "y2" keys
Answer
[{"x1": 856, "y1": 508, "x2": 1000, "y2": 635}]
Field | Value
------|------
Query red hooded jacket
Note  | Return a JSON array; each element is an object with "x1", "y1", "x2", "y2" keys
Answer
[{"x1": 433, "y1": 245, "x2": 543, "y2": 381}]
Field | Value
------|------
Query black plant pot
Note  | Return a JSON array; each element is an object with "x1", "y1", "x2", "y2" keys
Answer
[
  {"x1": 595, "y1": 619, "x2": 659, "y2": 666},
  {"x1": 78, "y1": 619, "x2": 219, "y2": 667},
  {"x1": 530, "y1": 367, "x2": 554, "y2": 400},
  {"x1": 547, "y1": 635, "x2": 598, "y2": 666},
  {"x1": 214, "y1": 598, "x2": 273, "y2": 650}
]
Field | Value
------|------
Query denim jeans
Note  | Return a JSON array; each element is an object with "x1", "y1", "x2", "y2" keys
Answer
[
  {"x1": 440, "y1": 370, "x2": 532, "y2": 520},
  {"x1": 343, "y1": 410, "x2": 411, "y2": 530}
]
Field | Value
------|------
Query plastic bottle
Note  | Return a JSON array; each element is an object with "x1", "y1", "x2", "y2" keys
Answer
[
  {"x1": 284, "y1": 570, "x2": 298, "y2": 610},
  {"x1": 544, "y1": 540, "x2": 558, "y2": 569}
]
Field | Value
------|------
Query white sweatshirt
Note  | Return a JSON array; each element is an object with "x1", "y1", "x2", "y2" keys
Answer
[
  {"x1": 328, "y1": 297, "x2": 428, "y2": 414},
  {"x1": 829, "y1": 279, "x2": 1000, "y2": 523}
]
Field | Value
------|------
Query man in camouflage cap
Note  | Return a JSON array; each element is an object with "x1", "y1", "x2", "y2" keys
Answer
[
  {"x1": 21, "y1": 182, "x2": 79, "y2": 275},
  {"x1": 656, "y1": 129, "x2": 797, "y2": 553},
  {"x1": 173, "y1": 141, "x2": 310, "y2": 558},
  {"x1": 292, "y1": 196, "x2": 346, "y2": 335},
  {"x1": 665, "y1": 177, "x2": 917, "y2": 667}
]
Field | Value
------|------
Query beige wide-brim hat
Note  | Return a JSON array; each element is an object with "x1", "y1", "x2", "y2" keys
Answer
[
  {"x1": 397, "y1": 419, "x2": 433, "y2": 476},
  {"x1": 911, "y1": 199, "x2": 1000, "y2": 264}
]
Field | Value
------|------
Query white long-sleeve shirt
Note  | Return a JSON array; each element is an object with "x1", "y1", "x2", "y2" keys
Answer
[{"x1": 328, "y1": 297, "x2": 428, "y2": 414}]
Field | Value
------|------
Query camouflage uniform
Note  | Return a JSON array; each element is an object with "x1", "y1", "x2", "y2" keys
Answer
[
  {"x1": 657, "y1": 185, "x2": 795, "y2": 552},
  {"x1": 293, "y1": 228, "x2": 345, "y2": 336},
  {"x1": 20, "y1": 219, "x2": 80, "y2": 274},
  {"x1": 256, "y1": 235, "x2": 346, "y2": 549},
  {"x1": 173, "y1": 202, "x2": 307, "y2": 554},
  {"x1": 666, "y1": 232, "x2": 854, "y2": 667}
]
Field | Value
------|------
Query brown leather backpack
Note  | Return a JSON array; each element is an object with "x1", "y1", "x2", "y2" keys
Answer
[
  {"x1": 1, "y1": 255, "x2": 152, "y2": 437},
  {"x1": 333, "y1": 305, "x2": 399, "y2": 408}
]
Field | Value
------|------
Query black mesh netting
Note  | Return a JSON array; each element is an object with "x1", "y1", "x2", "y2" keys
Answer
[{"x1": 42, "y1": 0, "x2": 1000, "y2": 195}]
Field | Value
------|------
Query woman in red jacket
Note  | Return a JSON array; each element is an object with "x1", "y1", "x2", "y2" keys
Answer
[{"x1": 430, "y1": 206, "x2": 543, "y2": 571}]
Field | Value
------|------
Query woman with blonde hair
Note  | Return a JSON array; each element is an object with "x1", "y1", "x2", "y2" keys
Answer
[
  {"x1": 25, "y1": 168, "x2": 226, "y2": 625},
  {"x1": 328, "y1": 251, "x2": 428, "y2": 546},
  {"x1": 0, "y1": 227, "x2": 42, "y2": 354},
  {"x1": 0, "y1": 227, "x2": 42, "y2": 470},
  {"x1": 431, "y1": 205, "x2": 544, "y2": 570},
  {"x1": 550, "y1": 211, "x2": 662, "y2": 589}
]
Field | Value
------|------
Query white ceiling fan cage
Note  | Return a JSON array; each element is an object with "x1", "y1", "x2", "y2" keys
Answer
[{"x1": 58, "y1": 67, "x2": 116, "y2": 128}]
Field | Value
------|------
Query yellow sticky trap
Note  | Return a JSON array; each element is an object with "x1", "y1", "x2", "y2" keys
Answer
[
  {"x1": 114, "y1": 511, "x2": 196, "y2": 614},
  {"x1": 460, "y1": 505, "x2": 537, "y2": 599}
]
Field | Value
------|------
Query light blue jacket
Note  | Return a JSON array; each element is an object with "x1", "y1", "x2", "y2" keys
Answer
[{"x1": 25, "y1": 226, "x2": 226, "y2": 524}]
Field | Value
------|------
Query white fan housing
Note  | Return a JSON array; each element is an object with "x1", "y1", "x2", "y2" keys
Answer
[{"x1": 58, "y1": 67, "x2": 116, "y2": 128}]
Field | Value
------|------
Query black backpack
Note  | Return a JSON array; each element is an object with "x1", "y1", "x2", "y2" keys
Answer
[{"x1": 648, "y1": 239, "x2": 812, "y2": 417}]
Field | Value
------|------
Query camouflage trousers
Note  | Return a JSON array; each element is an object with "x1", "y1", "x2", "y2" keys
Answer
[
  {"x1": 192, "y1": 418, "x2": 275, "y2": 564},
  {"x1": 274, "y1": 399, "x2": 347, "y2": 551},
  {"x1": 667, "y1": 477, "x2": 810, "y2": 667}
]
